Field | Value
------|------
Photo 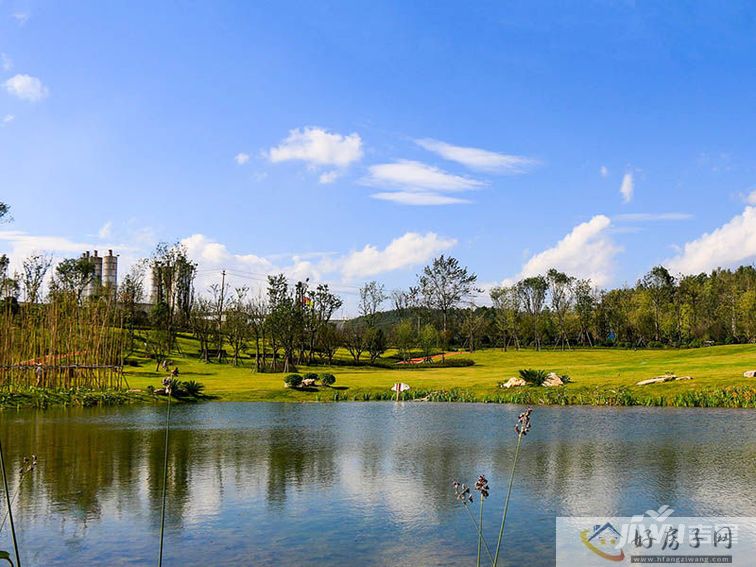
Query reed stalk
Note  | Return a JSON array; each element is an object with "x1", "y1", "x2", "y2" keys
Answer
[
  {"x1": 157, "y1": 392, "x2": 171, "y2": 567},
  {"x1": 0, "y1": 439, "x2": 20, "y2": 567}
]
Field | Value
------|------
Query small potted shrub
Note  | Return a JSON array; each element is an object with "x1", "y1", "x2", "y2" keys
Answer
[
  {"x1": 319, "y1": 373, "x2": 336, "y2": 387},
  {"x1": 284, "y1": 374, "x2": 303, "y2": 388}
]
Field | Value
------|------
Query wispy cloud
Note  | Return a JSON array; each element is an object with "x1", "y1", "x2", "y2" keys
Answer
[
  {"x1": 620, "y1": 172, "x2": 634, "y2": 203},
  {"x1": 746, "y1": 190, "x2": 756, "y2": 206},
  {"x1": 600, "y1": 165, "x2": 609, "y2": 177},
  {"x1": 362, "y1": 160, "x2": 483, "y2": 205},
  {"x1": 318, "y1": 170, "x2": 341, "y2": 184},
  {"x1": 234, "y1": 152, "x2": 250, "y2": 165},
  {"x1": 510, "y1": 215, "x2": 621, "y2": 286},
  {"x1": 371, "y1": 191, "x2": 470, "y2": 206},
  {"x1": 415, "y1": 138, "x2": 537, "y2": 173},
  {"x1": 4, "y1": 74, "x2": 49, "y2": 102},
  {"x1": 614, "y1": 212, "x2": 692, "y2": 222},
  {"x1": 98, "y1": 221, "x2": 113, "y2": 239},
  {"x1": 1, "y1": 53, "x2": 12, "y2": 72},
  {"x1": 12, "y1": 12, "x2": 30, "y2": 26},
  {"x1": 363, "y1": 160, "x2": 483, "y2": 191},
  {"x1": 1, "y1": 114, "x2": 14, "y2": 126}
]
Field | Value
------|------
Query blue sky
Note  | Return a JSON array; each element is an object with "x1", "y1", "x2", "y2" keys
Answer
[{"x1": 1, "y1": 1, "x2": 755, "y2": 310}]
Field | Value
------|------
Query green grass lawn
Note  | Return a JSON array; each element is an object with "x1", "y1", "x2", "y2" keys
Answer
[{"x1": 124, "y1": 337, "x2": 756, "y2": 406}]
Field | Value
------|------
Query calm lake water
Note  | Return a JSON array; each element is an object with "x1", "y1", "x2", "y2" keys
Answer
[{"x1": 0, "y1": 402, "x2": 754, "y2": 566}]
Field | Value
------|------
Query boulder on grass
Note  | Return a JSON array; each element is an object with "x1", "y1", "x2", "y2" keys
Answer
[
  {"x1": 302, "y1": 378, "x2": 317, "y2": 387},
  {"x1": 636, "y1": 374, "x2": 693, "y2": 385},
  {"x1": 543, "y1": 372, "x2": 564, "y2": 387},
  {"x1": 744, "y1": 370, "x2": 756, "y2": 378},
  {"x1": 500, "y1": 377, "x2": 527, "y2": 388}
]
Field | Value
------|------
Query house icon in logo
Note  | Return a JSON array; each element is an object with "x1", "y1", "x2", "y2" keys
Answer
[{"x1": 580, "y1": 522, "x2": 625, "y2": 562}]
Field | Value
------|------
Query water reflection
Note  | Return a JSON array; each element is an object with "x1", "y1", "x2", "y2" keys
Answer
[{"x1": 0, "y1": 403, "x2": 754, "y2": 566}]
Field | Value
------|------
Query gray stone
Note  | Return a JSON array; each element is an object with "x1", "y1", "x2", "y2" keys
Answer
[
  {"x1": 500, "y1": 377, "x2": 527, "y2": 388},
  {"x1": 744, "y1": 370, "x2": 756, "y2": 378},
  {"x1": 543, "y1": 372, "x2": 564, "y2": 387}
]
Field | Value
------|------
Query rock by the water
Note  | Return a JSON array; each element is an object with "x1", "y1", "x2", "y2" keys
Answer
[
  {"x1": 302, "y1": 378, "x2": 317, "y2": 387},
  {"x1": 500, "y1": 377, "x2": 527, "y2": 388},
  {"x1": 744, "y1": 370, "x2": 756, "y2": 378},
  {"x1": 637, "y1": 374, "x2": 693, "y2": 385},
  {"x1": 543, "y1": 372, "x2": 564, "y2": 387}
]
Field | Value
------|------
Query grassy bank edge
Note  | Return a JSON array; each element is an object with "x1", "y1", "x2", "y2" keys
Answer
[{"x1": 1, "y1": 384, "x2": 755, "y2": 409}]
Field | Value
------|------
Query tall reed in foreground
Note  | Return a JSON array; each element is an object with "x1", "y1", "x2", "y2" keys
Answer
[
  {"x1": 157, "y1": 378, "x2": 172, "y2": 567},
  {"x1": 0, "y1": 439, "x2": 20, "y2": 567},
  {"x1": 453, "y1": 408, "x2": 533, "y2": 567},
  {"x1": 492, "y1": 408, "x2": 532, "y2": 566}
]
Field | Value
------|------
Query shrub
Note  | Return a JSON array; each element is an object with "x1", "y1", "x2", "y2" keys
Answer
[
  {"x1": 146, "y1": 385, "x2": 155, "y2": 395},
  {"x1": 518, "y1": 368, "x2": 548, "y2": 385},
  {"x1": 304, "y1": 372, "x2": 319, "y2": 381},
  {"x1": 560, "y1": 374, "x2": 572, "y2": 384},
  {"x1": 320, "y1": 373, "x2": 336, "y2": 387},
  {"x1": 284, "y1": 374, "x2": 303, "y2": 388},
  {"x1": 181, "y1": 380, "x2": 205, "y2": 396}
]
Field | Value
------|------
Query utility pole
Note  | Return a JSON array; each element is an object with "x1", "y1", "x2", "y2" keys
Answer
[{"x1": 217, "y1": 269, "x2": 226, "y2": 362}]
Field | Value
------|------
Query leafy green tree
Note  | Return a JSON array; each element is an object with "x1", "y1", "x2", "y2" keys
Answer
[
  {"x1": 418, "y1": 255, "x2": 478, "y2": 335},
  {"x1": 54, "y1": 257, "x2": 96, "y2": 302},
  {"x1": 419, "y1": 323, "x2": 439, "y2": 361},
  {"x1": 517, "y1": 276, "x2": 548, "y2": 350},
  {"x1": 393, "y1": 319, "x2": 416, "y2": 362}
]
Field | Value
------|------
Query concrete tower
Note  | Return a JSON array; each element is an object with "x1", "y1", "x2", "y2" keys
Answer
[{"x1": 102, "y1": 249, "x2": 118, "y2": 297}]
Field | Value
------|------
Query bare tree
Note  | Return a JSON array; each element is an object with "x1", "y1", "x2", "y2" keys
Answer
[
  {"x1": 190, "y1": 296, "x2": 215, "y2": 362},
  {"x1": 547, "y1": 268, "x2": 575, "y2": 350},
  {"x1": 517, "y1": 276, "x2": 548, "y2": 350},
  {"x1": 22, "y1": 254, "x2": 52, "y2": 304},
  {"x1": 359, "y1": 281, "x2": 387, "y2": 328},
  {"x1": 490, "y1": 285, "x2": 522, "y2": 351},
  {"x1": 224, "y1": 286, "x2": 251, "y2": 366}
]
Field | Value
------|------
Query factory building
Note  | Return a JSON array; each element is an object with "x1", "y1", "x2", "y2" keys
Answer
[{"x1": 81, "y1": 249, "x2": 118, "y2": 298}]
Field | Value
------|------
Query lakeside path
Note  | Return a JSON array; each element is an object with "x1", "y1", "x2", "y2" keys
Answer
[{"x1": 123, "y1": 343, "x2": 756, "y2": 407}]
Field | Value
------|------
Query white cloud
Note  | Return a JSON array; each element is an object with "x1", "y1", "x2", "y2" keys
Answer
[
  {"x1": 362, "y1": 160, "x2": 484, "y2": 206},
  {"x1": 665, "y1": 204, "x2": 756, "y2": 274},
  {"x1": 371, "y1": 191, "x2": 469, "y2": 206},
  {"x1": 1, "y1": 53, "x2": 12, "y2": 72},
  {"x1": 2, "y1": 114, "x2": 14, "y2": 126},
  {"x1": 415, "y1": 138, "x2": 537, "y2": 173},
  {"x1": 4, "y1": 74, "x2": 49, "y2": 102},
  {"x1": 267, "y1": 127, "x2": 363, "y2": 168},
  {"x1": 512, "y1": 215, "x2": 620, "y2": 286},
  {"x1": 12, "y1": 12, "x2": 29, "y2": 26},
  {"x1": 614, "y1": 212, "x2": 692, "y2": 222},
  {"x1": 234, "y1": 152, "x2": 250, "y2": 165},
  {"x1": 620, "y1": 172, "x2": 633, "y2": 203},
  {"x1": 746, "y1": 190, "x2": 756, "y2": 206},
  {"x1": 341, "y1": 232, "x2": 457, "y2": 279},
  {"x1": 600, "y1": 165, "x2": 609, "y2": 177},
  {"x1": 363, "y1": 160, "x2": 483, "y2": 191},
  {"x1": 98, "y1": 221, "x2": 113, "y2": 239},
  {"x1": 184, "y1": 231, "x2": 456, "y2": 285},
  {"x1": 318, "y1": 170, "x2": 341, "y2": 184}
]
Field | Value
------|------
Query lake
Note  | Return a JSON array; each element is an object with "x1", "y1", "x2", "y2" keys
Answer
[{"x1": 1, "y1": 402, "x2": 755, "y2": 565}]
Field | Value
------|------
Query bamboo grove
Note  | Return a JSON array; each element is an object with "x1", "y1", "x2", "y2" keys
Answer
[{"x1": 0, "y1": 293, "x2": 126, "y2": 391}]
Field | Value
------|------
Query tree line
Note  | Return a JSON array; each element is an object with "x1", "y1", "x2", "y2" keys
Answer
[{"x1": 1, "y1": 209, "x2": 754, "y2": 371}]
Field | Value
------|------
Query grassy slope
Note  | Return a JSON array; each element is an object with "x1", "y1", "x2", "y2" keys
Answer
[{"x1": 124, "y1": 337, "x2": 756, "y2": 404}]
